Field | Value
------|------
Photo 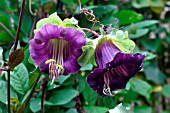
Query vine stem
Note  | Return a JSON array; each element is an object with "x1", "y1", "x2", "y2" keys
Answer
[
  {"x1": 29, "y1": 17, "x2": 37, "y2": 40},
  {"x1": 7, "y1": 69, "x2": 10, "y2": 113},
  {"x1": 6, "y1": 0, "x2": 26, "y2": 113},
  {"x1": 41, "y1": 79, "x2": 48, "y2": 113},
  {"x1": 82, "y1": 28, "x2": 100, "y2": 37},
  {"x1": 78, "y1": 0, "x2": 82, "y2": 11},
  {"x1": 13, "y1": 0, "x2": 25, "y2": 51},
  {"x1": 0, "y1": 22, "x2": 15, "y2": 39}
]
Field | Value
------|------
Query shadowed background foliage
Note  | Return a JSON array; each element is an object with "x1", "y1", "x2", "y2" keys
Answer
[{"x1": 0, "y1": 0, "x2": 170, "y2": 113}]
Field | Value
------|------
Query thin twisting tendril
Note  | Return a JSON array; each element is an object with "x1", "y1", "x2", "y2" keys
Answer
[
  {"x1": 29, "y1": 0, "x2": 36, "y2": 16},
  {"x1": 78, "y1": 0, "x2": 100, "y2": 31}
]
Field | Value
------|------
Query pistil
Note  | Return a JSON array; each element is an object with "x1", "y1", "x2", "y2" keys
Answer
[{"x1": 103, "y1": 73, "x2": 116, "y2": 96}]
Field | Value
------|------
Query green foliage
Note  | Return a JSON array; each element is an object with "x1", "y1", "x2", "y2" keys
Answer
[
  {"x1": 134, "y1": 105, "x2": 152, "y2": 113},
  {"x1": 113, "y1": 10, "x2": 143, "y2": 25},
  {"x1": 162, "y1": 84, "x2": 170, "y2": 98},
  {"x1": 0, "y1": 81, "x2": 18, "y2": 104},
  {"x1": 83, "y1": 106, "x2": 108, "y2": 113},
  {"x1": 128, "y1": 78, "x2": 152, "y2": 98},
  {"x1": 48, "y1": 88, "x2": 79, "y2": 106},
  {"x1": 9, "y1": 63, "x2": 29, "y2": 95},
  {"x1": 0, "y1": 0, "x2": 169, "y2": 112},
  {"x1": 109, "y1": 103, "x2": 133, "y2": 113}
]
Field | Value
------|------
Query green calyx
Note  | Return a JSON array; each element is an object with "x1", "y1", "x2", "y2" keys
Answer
[
  {"x1": 34, "y1": 12, "x2": 82, "y2": 33},
  {"x1": 97, "y1": 28, "x2": 136, "y2": 53},
  {"x1": 78, "y1": 28, "x2": 135, "y2": 66},
  {"x1": 108, "y1": 29, "x2": 135, "y2": 53}
]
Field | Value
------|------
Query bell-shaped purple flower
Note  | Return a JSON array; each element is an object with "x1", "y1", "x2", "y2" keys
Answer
[
  {"x1": 30, "y1": 24, "x2": 86, "y2": 80},
  {"x1": 86, "y1": 38, "x2": 145, "y2": 96}
]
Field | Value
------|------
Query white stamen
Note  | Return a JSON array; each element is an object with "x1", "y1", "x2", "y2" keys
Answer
[{"x1": 48, "y1": 39, "x2": 68, "y2": 80}]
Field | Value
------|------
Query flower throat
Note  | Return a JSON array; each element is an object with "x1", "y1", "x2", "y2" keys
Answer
[{"x1": 45, "y1": 39, "x2": 69, "y2": 83}]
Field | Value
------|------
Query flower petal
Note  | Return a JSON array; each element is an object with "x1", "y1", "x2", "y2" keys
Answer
[
  {"x1": 61, "y1": 28, "x2": 86, "y2": 49},
  {"x1": 86, "y1": 68, "x2": 105, "y2": 96},
  {"x1": 95, "y1": 39, "x2": 120, "y2": 68},
  {"x1": 87, "y1": 52, "x2": 145, "y2": 96},
  {"x1": 30, "y1": 24, "x2": 86, "y2": 75}
]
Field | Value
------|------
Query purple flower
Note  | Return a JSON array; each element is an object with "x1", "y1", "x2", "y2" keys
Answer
[
  {"x1": 30, "y1": 24, "x2": 86, "y2": 80},
  {"x1": 86, "y1": 38, "x2": 145, "y2": 96}
]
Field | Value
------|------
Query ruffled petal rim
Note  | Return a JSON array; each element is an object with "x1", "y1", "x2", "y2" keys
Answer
[
  {"x1": 29, "y1": 24, "x2": 86, "y2": 75},
  {"x1": 87, "y1": 52, "x2": 145, "y2": 96}
]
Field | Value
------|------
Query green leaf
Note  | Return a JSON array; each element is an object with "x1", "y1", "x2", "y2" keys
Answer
[
  {"x1": 78, "y1": 45, "x2": 95, "y2": 66},
  {"x1": 62, "y1": 100, "x2": 76, "y2": 108},
  {"x1": 12, "y1": 12, "x2": 32, "y2": 35},
  {"x1": 123, "y1": 89, "x2": 139, "y2": 102},
  {"x1": 66, "y1": 108, "x2": 78, "y2": 113},
  {"x1": 0, "y1": 12, "x2": 11, "y2": 30},
  {"x1": 16, "y1": 72, "x2": 40, "y2": 113},
  {"x1": 129, "y1": 78, "x2": 152, "y2": 98},
  {"x1": 75, "y1": 5, "x2": 117, "y2": 15},
  {"x1": 28, "y1": 68, "x2": 40, "y2": 89},
  {"x1": 78, "y1": 75, "x2": 86, "y2": 93},
  {"x1": 0, "y1": 1, "x2": 9, "y2": 10},
  {"x1": 98, "y1": 96, "x2": 115, "y2": 109},
  {"x1": 83, "y1": 106, "x2": 108, "y2": 113},
  {"x1": 79, "y1": 0, "x2": 89, "y2": 4},
  {"x1": 113, "y1": 10, "x2": 143, "y2": 25},
  {"x1": 30, "y1": 98, "x2": 41, "y2": 112},
  {"x1": 100, "y1": 16, "x2": 119, "y2": 26},
  {"x1": 92, "y1": 5, "x2": 117, "y2": 15},
  {"x1": 141, "y1": 38, "x2": 162, "y2": 52},
  {"x1": 8, "y1": 48, "x2": 24, "y2": 70},
  {"x1": 61, "y1": 0, "x2": 74, "y2": 7},
  {"x1": 132, "y1": 0, "x2": 150, "y2": 8},
  {"x1": 134, "y1": 105, "x2": 152, "y2": 113},
  {"x1": 0, "y1": 80, "x2": 18, "y2": 104},
  {"x1": 109, "y1": 103, "x2": 132, "y2": 113},
  {"x1": 28, "y1": 56, "x2": 36, "y2": 67},
  {"x1": 143, "y1": 51, "x2": 156, "y2": 61},
  {"x1": 133, "y1": 48, "x2": 156, "y2": 61},
  {"x1": 82, "y1": 82, "x2": 98, "y2": 106},
  {"x1": 132, "y1": 0, "x2": 164, "y2": 8},
  {"x1": 129, "y1": 29, "x2": 149, "y2": 39},
  {"x1": 0, "y1": 47, "x2": 4, "y2": 67},
  {"x1": 48, "y1": 88, "x2": 79, "y2": 105},
  {"x1": 40, "y1": 0, "x2": 52, "y2": 5},
  {"x1": 57, "y1": 75, "x2": 70, "y2": 85},
  {"x1": 0, "y1": 30, "x2": 15, "y2": 43},
  {"x1": 134, "y1": 20, "x2": 159, "y2": 28},
  {"x1": 149, "y1": 0, "x2": 164, "y2": 7},
  {"x1": 162, "y1": 84, "x2": 170, "y2": 98},
  {"x1": 144, "y1": 61, "x2": 166, "y2": 84},
  {"x1": 10, "y1": 63, "x2": 29, "y2": 95},
  {"x1": 80, "y1": 64, "x2": 93, "y2": 71}
]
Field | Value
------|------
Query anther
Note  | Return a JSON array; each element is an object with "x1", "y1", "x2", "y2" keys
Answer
[
  {"x1": 45, "y1": 59, "x2": 56, "y2": 64},
  {"x1": 55, "y1": 64, "x2": 64, "y2": 70}
]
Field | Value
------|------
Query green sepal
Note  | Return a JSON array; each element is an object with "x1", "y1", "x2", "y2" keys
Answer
[
  {"x1": 62, "y1": 17, "x2": 78, "y2": 28},
  {"x1": 34, "y1": 12, "x2": 62, "y2": 33},
  {"x1": 78, "y1": 39, "x2": 96, "y2": 66},
  {"x1": 107, "y1": 29, "x2": 135, "y2": 53},
  {"x1": 62, "y1": 17, "x2": 84, "y2": 33},
  {"x1": 34, "y1": 13, "x2": 84, "y2": 34}
]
